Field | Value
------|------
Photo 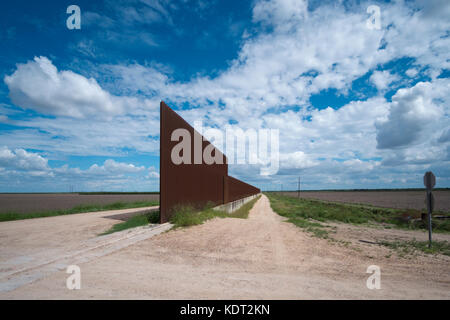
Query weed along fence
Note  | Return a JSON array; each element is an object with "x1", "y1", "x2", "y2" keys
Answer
[
  {"x1": 159, "y1": 101, "x2": 260, "y2": 223},
  {"x1": 213, "y1": 193, "x2": 260, "y2": 214}
]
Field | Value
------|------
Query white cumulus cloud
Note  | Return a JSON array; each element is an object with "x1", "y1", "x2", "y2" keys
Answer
[
  {"x1": 370, "y1": 71, "x2": 400, "y2": 91},
  {"x1": 0, "y1": 146, "x2": 49, "y2": 172},
  {"x1": 376, "y1": 79, "x2": 449, "y2": 149},
  {"x1": 4, "y1": 57, "x2": 131, "y2": 119}
]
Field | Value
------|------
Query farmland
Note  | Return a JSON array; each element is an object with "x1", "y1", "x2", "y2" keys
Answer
[
  {"x1": 0, "y1": 193, "x2": 159, "y2": 214},
  {"x1": 2, "y1": 190, "x2": 449, "y2": 216},
  {"x1": 274, "y1": 190, "x2": 450, "y2": 213}
]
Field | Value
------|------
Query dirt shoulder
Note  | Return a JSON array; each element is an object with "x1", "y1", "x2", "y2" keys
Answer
[
  {"x1": 0, "y1": 206, "x2": 161, "y2": 292},
  {"x1": 1, "y1": 195, "x2": 449, "y2": 299}
]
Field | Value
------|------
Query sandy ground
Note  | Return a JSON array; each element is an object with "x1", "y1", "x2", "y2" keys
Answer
[
  {"x1": 279, "y1": 190, "x2": 450, "y2": 212},
  {"x1": 1, "y1": 195, "x2": 449, "y2": 299},
  {"x1": 0, "y1": 206, "x2": 167, "y2": 292}
]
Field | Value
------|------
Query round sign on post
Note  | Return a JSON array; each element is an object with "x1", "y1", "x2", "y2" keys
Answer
[{"x1": 423, "y1": 171, "x2": 436, "y2": 190}]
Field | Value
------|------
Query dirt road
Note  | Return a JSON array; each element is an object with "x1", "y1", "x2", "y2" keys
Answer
[
  {"x1": 1, "y1": 195, "x2": 449, "y2": 299},
  {"x1": 0, "y1": 206, "x2": 169, "y2": 292}
]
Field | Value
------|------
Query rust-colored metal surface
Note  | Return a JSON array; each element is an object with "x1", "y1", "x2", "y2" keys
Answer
[
  {"x1": 159, "y1": 101, "x2": 260, "y2": 223},
  {"x1": 224, "y1": 176, "x2": 261, "y2": 203}
]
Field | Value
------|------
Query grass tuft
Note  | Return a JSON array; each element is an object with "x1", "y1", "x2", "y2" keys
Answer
[
  {"x1": 229, "y1": 196, "x2": 260, "y2": 219},
  {"x1": 169, "y1": 202, "x2": 220, "y2": 227},
  {"x1": 286, "y1": 217, "x2": 331, "y2": 238},
  {"x1": 380, "y1": 239, "x2": 450, "y2": 256},
  {"x1": 170, "y1": 196, "x2": 261, "y2": 228},
  {"x1": 101, "y1": 210, "x2": 160, "y2": 235}
]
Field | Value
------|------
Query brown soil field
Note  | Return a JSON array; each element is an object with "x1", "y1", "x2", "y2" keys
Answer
[
  {"x1": 0, "y1": 193, "x2": 159, "y2": 214},
  {"x1": 276, "y1": 191, "x2": 450, "y2": 212}
]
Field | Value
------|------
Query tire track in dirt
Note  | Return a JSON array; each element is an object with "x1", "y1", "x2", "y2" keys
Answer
[
  {"x1": 249, "y1": 195, "x2": 288, "y2": 270},
  {"x1": 0, "y1": 206, "x2": 167, "y2": 292}
]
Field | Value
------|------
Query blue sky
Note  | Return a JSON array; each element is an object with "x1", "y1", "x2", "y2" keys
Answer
[{"x1": 0, "y1": 0, "x2": 449, "y2": 192}]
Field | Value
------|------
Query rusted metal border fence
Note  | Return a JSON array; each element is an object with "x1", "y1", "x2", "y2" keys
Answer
[{"x1": 159, "y1": 101, "x2": 260, "y2": 223}]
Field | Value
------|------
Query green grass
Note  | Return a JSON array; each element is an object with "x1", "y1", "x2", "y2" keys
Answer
[
  {"x1": 169, "y1": 204, "x2": 227, "y2": 228},
  {"x1": 380, "y1": 239, "x2": 450, "y2": 256},
  {"x1": 101, "y1": 210, "x2": 160, "y2": 235},
  {"x1": 170, "y1": 196, "x2": 261, "y2": 228},
  {"x1": 228, "y1": 196, "x2": 261, "y2": 219},
  {"x1": 265, "y1": 192, "x2": 450, "y2": 234},
  {"x1": 0, "y1": 200, "x2": 159, "y2": 222},
  {"x1": 265, "y1": 188, "x2": 450, "y2": 192},
  {"x1": 286, "y1": 217, "x2": 332, "y2": 238}
]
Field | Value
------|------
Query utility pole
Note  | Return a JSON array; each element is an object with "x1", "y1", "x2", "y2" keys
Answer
[{"x1": 297, "y1": 177, "x2": 301, "y2": 198}]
